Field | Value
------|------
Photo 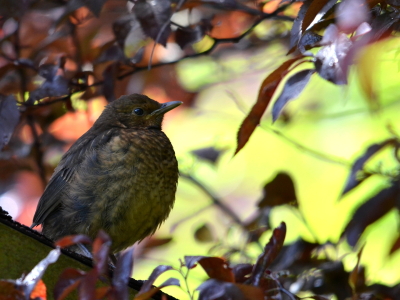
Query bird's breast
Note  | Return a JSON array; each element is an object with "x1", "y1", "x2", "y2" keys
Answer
[{"x1": 85, "y1": 129, "x2": 178, "y2": 251}]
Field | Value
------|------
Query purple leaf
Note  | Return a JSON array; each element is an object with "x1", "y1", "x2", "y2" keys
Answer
[
  {"x1": 184, "y1": 256, "x2": 207, "y2": 269},
  {"x1": 54, "y1": 268, "x2": 86, "y2": 300},
  {"x1": 112, "y1": 247, "x2": 134, "y2": 300},
  {"x1": 137, "y1": 265, "x2": 174, "y2": 295},
  {"x1": 343, "y1": 182, "x2": 399, "y2": 247},
  {"x1": 341, "y1": 139, "x2": 396, "y2": 195},
  {"x1": 289, "y1": 0, "x2": 312, "y2": 50},
  {"x1": 197, "y1": 279, "x2": 245, "y2": 300},
  {"x1": 0, "y1": 95, "x2": 19, "y2": 151},
  {"x1": 314, "y1": 24, "x2": 352, "y2": 85},
  {"x1": 272, "y1": 69, "x2": 315, "y2": 122},
  {"x1": 133, "y1": 0, "x2": 172, "y2": 46}
]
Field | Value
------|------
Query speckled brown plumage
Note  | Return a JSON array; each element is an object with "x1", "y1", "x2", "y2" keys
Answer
[{"x1": 32, "y1": 94, "x2": 181, "y2": 253}]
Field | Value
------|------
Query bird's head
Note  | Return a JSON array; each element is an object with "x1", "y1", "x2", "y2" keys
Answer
[{"x1": 96, "y1": 94, "x2": 182, "y2": 130}]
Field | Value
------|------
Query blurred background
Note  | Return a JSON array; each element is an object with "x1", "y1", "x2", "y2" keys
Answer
[{"x1": 1, "y1": 0, "x2": 400, "y2": 299}]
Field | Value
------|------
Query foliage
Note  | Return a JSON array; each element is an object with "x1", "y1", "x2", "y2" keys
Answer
[{"x1": 1, "y1": 0, "x2": 400, "y2": 299}]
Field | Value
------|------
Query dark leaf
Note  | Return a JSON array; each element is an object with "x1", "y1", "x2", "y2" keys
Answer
[
  {"x1": 235, "y1": 56, "x2": 303, "y2": 154},
  {"x1": 23, "y1": 248, "x2": 61, "y2": 297},
  {"x1": 343, "y1": 182, "x2": 400, "y2": 247},
  {"x1": 298, "y1": 31, "x2": 322, "y2": 53},
  {"x1": 194, "y1": 224, "x2": 215, "y2": 243},
  {"x1": 314, "y1": 24, "x2": 352, "y2": 85},
  {"x1": 232, "y1": 264, "x2": 253, "y2": 283},
  {"x1": 54, "y1": 268, "x2": 86, "y2": 300},
  {"x1": 301, "y1": 0, "x2": 337, "y2": 32},
  {"x1": 175, "y1": 19, "x2": 212, "y2": 49},
  {"x1": 390, "y1": 236, "x2": 400, "y2": 255},
  {"x1": 272, "y1": 69, "x2": 315, "y2": 122},
  {"x1": 70, "y1": 0, "x2": 107, "y2": 17},
  {"x1": 289, "y1": 0, "x2": 312, "y2": 50},
  {"x1": 134, "y1": 277, "x2": 179, "y2": 300},
  {"x1": 235, "y1": 283, "x2": 264, "y2": 300},
  {"x1": 142, "y1": 237, "x2": 173, "y2": 251},
  {"x1": 248, "y1": 222, "x2": 286, "y2": 287},
  {"x1": 197, "y1": 257, "x2": 235, "y2": 282},
  {"x1": 0, "y1": 281, "x2": 25, "y2": 300},
  {"x1": 78, "y1": 268, "x2": 98, "y2": 300},
  {"x1": 197, "y1": 279, "x2": 245, "y2": 300},
  {"x1": 258, "y1": 172, "x2": 297, "y2": 208},
  {"x1": 96, "y1": 43, "x2": 126, "y2": 64},
  {"x1": 184, "y1": 256, "x2": 206, "y2": 269},
  {"x1": 28, "y1": 75, "x2": 69, "y2": 104},
  {"x1": 55, "y1": 234, "x2": 92, "y2": 248},
  {"x1": 112, "y1": 247, "x2": 134, "y2": 300},
  {"x1": 92, "y1": 230, "x2": 111, "y2": 274},
  {"x1": 192, "y1": 147, "x2": 223, "y2": 164},
  {"x1": 137, "y1": 265, "x2": 174, "y2": 295},
  {"x1": 341, "y1": 139, "x2": 396, "y2": 195},
  {"x1": 113, "y1": 16, "x2": 134, "y2": 49},
  {"x1": 102, "y1": 63, "x2": 117, "y2": 102},
  {"x1": 133, "y1": 0, "x2": 172, "y2": 46},
  {"x1": 349, "y1": 245, "x2": 366, "y2": 293},
  {"x1": 0, "y1": 0, "x2": 30, "y2": 18},
  {"x1": 0, "y1": 95, "x2": 19, "y2": 151}
]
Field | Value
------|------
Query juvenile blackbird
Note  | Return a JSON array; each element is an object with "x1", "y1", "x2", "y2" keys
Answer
[{"x1": 32, "y1": 94, "x2": 181, "y2": 253}]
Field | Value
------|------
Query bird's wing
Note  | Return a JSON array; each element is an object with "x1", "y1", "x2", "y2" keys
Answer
[{"x1": 31, "y1": 128, "x2": 117, "y2": 227}]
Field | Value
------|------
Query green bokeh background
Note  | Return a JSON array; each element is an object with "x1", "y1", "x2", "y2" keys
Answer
[{"x1": 132, "y1": 37, "x2": 400, "y2": 299}]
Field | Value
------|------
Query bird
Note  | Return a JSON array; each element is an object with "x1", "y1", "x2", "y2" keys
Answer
[{"x1": 31, "y1": 94, "x2": 181, "y2": 254}]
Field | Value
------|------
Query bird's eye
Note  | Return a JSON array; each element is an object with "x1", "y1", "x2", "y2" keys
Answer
[{"x1": 133, "y1": 108, "x2": 144, "y2": 116}]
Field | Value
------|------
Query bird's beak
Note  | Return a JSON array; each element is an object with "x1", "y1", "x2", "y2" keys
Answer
[{"x1": 149, "y1": 101, "x2": 183, "y2": 117}]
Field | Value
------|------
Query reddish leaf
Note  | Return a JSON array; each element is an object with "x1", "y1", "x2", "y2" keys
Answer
[
  {"x1": 0, "y1": 281, "x2": 25, "y2": 300},
  {"x1": 112, "y1": 247, "x2": 134, "y2": 300},
  {"x1": 232, "y1": 264, "x2": 253, "y2": 283},
  {"x1": 78, "y1": 269, "x2": 98, "y2": 300},
  {"x1": 341, "y1": 139, "x2": 396, "y2": 196},
  {"x1": 55, "y1": 235, "x2": 92, "y2": 248},
  {"x1": 349, "y1": 245, "x2": 366, "y2": 293},
  {"x1": 235, "y1": 56, "x2": 303, "y2": 154},
  {"x1": 92, "y1": 230, "x2": 112, "y2": 274},
  {"x1": 235, "y1": 283, "x2": 264, "y2": 300},
  {"x1": 248, "y1": 222, "x2": 286, "y2": 287},
  {"x1": 389, "y1": 236, "x2": 400, "y2": 255},
  {"x1": 258, "y1": 172, "x2": 298, "y2": 208},
  {"x1": 272, "y1": 69, "x2": 315, "y2": 122},
  {"x1": 54, "y1": 268, "x2": 86, "y2": 300},
  {"x1": 133, "y1": 0, "x2": 172, "y2": 46},
  {"x1": 0, "y1": 94, "x2": 19, "y2": 151},
  {"x1": 137, "y1": 265, "x2": 174, "y2": 296},
  {"x1": 30, "y1": 279, "x2": 46, "y2": 300},
  {"x1": 197, "y1": 257, "x2": 235, "y2": 283},
  {"x1": 301, "y1": 0, "x2": 337, "y2": 32},
  {"x1": 343, "y1": 182, "x2": 399, "y2": 247}
]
